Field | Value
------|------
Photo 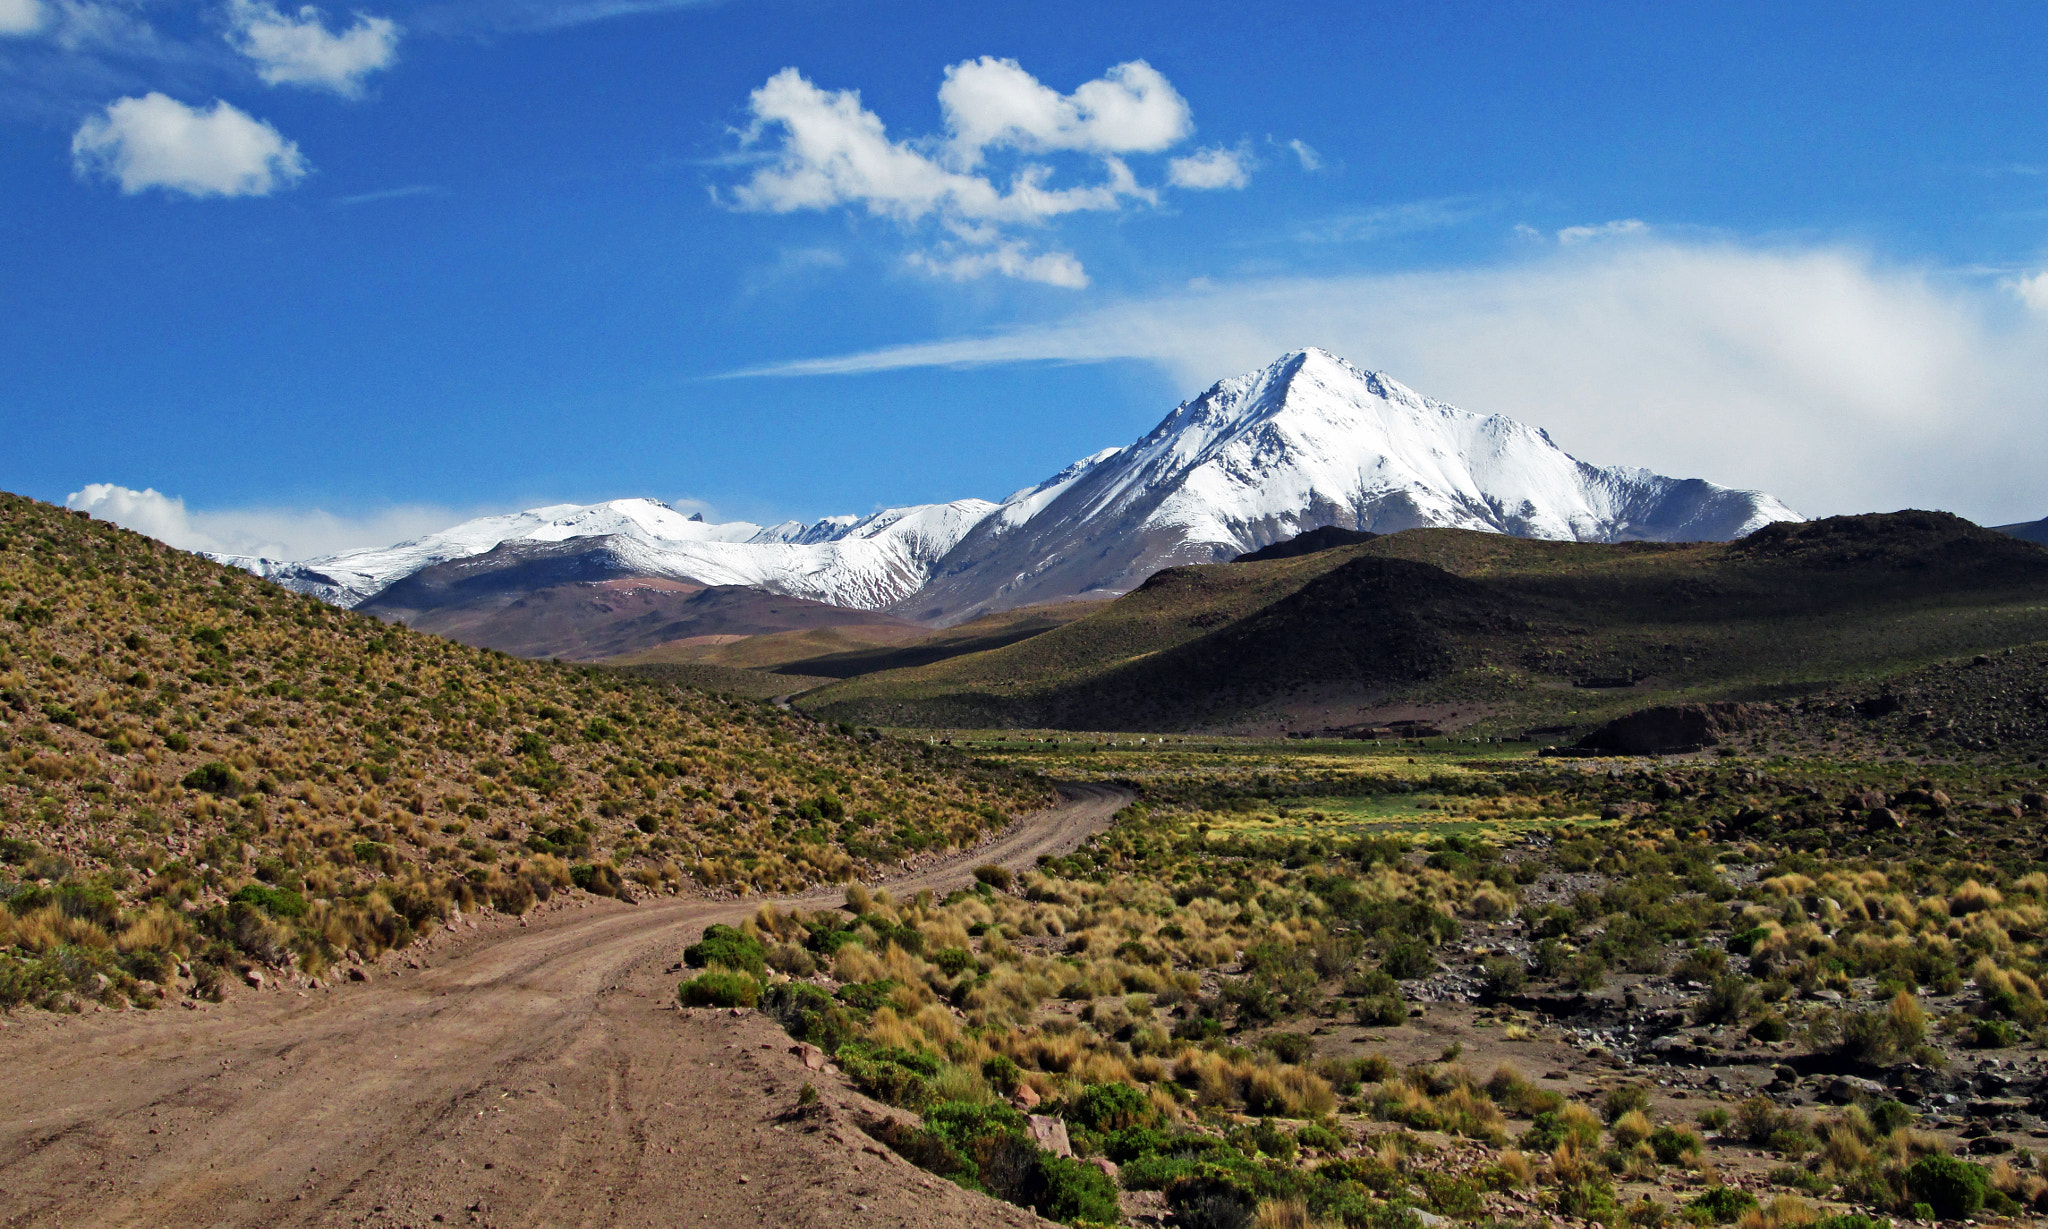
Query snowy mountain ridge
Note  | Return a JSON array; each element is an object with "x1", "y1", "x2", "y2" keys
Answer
[
  {"x1": 216, "y1": 349, "x2": 1802, "y2": 623},
  {"x1": 219, "y1": 497, "x2": 998, "y2": 611}
]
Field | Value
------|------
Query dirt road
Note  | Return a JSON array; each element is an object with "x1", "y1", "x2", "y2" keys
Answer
[{"x1": 0, "y1": 784, "x2": 1132, "y2": 1229}]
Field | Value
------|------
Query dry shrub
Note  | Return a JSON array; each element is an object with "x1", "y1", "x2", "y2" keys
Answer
[
  {"x1": 1611, "y1": 1108, "x2": 1654, "y2": 1150},
  {"x1": 1252, "y1": 1199, "x2": 1315, "y2": 1229},
  {"x1": 115, "y1": 905, "x2": 185, "y2": 956},
  {"x1": 1736, "y1": 1196, "x2": 1818, "y2": 1229},
  {"x1": 1496, "y1": 1148, "x2": 1535, "y2": 1187}
]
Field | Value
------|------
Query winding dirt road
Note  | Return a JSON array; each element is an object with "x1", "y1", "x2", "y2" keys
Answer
[{"x1": 0, "y1": 784, "x2": 1132, "y2": 1229}]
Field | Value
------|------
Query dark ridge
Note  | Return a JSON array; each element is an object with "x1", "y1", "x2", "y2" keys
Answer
[
  {"x1": 1039, "y1": 555, "x2": 1519, "y2": 730},
  {"x1": 1232, "y1": 525, "x2": 1380, "y2": 563},
  {"x1": 1730, "y1": 509, "x2": 2048, "y2": 574},
  {"x1": 1995, "y1": 516, "x2": 2048, "y2": 547}
]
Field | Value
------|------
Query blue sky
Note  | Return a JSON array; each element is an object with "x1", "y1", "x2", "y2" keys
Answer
[{"x1": 6, "y1": 0, "x2": 2048, "y2": 557}]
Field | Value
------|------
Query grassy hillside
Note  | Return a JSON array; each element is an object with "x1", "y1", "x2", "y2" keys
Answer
[
  {"x1": 0, "y1": 492, "x2": 1050, "y2": 1010},
  {"x1": 609, "y1": 601, "x2": 1101, "y2": 680},
  {"x1": 801, "y1": 512, "x2": 2048, "y2": 734}
]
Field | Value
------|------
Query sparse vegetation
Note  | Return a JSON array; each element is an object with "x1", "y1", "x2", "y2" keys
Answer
[{"x1": 0, "y1": 493, "x2": 1049, "y2": 1012}]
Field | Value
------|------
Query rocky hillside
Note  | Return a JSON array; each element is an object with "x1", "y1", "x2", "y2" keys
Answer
[{"x1": 0, "y1": 491, "x2": 1049, "y2": 1010}]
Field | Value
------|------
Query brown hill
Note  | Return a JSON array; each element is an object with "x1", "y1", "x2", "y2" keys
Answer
[
  {"x1": 360, "y1": 536, "x2": 914, "y2": 661},
  {"x1": 0, "y1": 491, "x2": 1047, "y2": 1012}
]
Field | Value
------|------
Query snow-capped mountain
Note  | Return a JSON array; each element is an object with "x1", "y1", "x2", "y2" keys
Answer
[
  {"x1": 215, "y1": 348, "x2": 1800, "y2": 629},
  {"x1": 227, "y1": 497, "x2": 997, "y2": 611},
  {"x1": 898, "y1": 348, "x2": 1801, "y2": 622}
]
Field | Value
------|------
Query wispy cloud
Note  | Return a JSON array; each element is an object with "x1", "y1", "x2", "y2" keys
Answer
[
  {"x1": 404, "y1": 0, "x2": 721, "y2": 36},
  {"x1": 1296, "y1": 195, "x2": 1495, "y2": 244},
  {"x1": 722, "y1": 239, "x2": 2048, "y2": 525},
  {"x1": 66, "y1": 483, "x2": 490, "y2": 560},
  {"x1": 331, "y1": 183, "x2": 438, "y2": 205},
  {"x1": 1556, "y1": 217, "x2": 1647, "y2": 245}
]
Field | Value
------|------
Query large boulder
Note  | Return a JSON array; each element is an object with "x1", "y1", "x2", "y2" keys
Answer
[{"x1": 1577, "y1": 703, "x2": 1753, "y2": 755}]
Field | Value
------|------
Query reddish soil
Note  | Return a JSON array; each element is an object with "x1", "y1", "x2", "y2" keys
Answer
[{"x1": 0, "y1": 785, "x2": 1132, "y2": 1229}]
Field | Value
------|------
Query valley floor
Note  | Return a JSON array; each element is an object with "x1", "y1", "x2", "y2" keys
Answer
[{"x1": 0, "y1": 786, "x2": 1129, "y2": 1229}]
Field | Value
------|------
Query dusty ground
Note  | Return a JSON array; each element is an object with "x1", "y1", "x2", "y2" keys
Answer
[{"x1": 0, "y1": 784, "x2": 1132, "y2": 1229}]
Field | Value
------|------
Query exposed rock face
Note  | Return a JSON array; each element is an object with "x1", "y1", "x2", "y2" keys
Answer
[{"x1": 1577, "y1": 702, "x2": 1754, "y2": 755}]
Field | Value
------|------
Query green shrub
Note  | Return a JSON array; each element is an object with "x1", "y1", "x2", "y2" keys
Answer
[
  {"x1": 1970, "y1": 1018, "x2": 2022, "y2": 1049},
  {"x1": 1810, "y1": 1216, "x2": 1889, "y2": 1229},
  {"x1": 684, "y1": 924, "x2": 766, "y2": 976},
  {"x1": 1602, "y1": 1084, "x2": 1651, "y2": 1123},
  {"x1": 1687, "y1": 1186, "x2": 1758, "y2": 1223},
  {"x1": 677, "y1": 969, "x2": 760, "y2": 1008},
  {"x1": 931, "y1": 946, "x2": 977, "y2": 976},
  {"x1": 1257, "y1": 1032, "x2": 1314, "y2": 1064},
  {"x1": 1036, "y1": 1154, "x2": 1120, "y2": 1225},
  {"x1": 1867, "y1": 1099, "x2": 1913, "y2": 1135},
  {"x1": 1380, "y1": 940, "x2": 1434, "y2": 980},
  {"x1": 981, "y1": 1053, "x2": 1022, "y2": 1093},
  {"x1": 1905, "y1": 1155, "x2": 1989, "y2": 1219},
  {"x1": 572, "y1": 863, "x2": 627, "y2": 897},
  {"x1": 1295, "y1": 1121, "x2": 1343, "y2": 1151},
  {"x1": 1356, "y1": 995, "x2": 1406, "y2": 1026},
  {"x1": 761, "y1": 980, "x2": 861, "y2": 1052},
  {"x1": 1747, "y1": 1012, "x2": 1789, "y2": 1042},
  {"x1": 835, "y1": 979, "x2": 899, "y2": 1012},
  {"x1": 839, "y1": 1042, "x2": 943, "y2": 1109},
  {"x1": 228, "y1": 883, "x2": 308, "y2": 919},
  {"x1": 1648, "y1": 1124, "x2": 1702, "y2": 1164},
  {"x1": 1480, "y1": 954, "x2": 1527, "y2": 996},
  {"x1": 1067, "y1": 1081, "x2": 1154, "y2": 1132},
  {"x1": 181, "y1": 762, "x2": 240, "y2": 795}
]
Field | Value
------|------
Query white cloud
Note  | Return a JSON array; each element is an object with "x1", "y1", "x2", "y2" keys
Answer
[
  {"x1": 936, "y1": 56, "x2": 1190, "y2": 166},
  {"x1": 2009, "y1": 269, "x2": 2048, "y2": 312},
  {"x1": 1557, "y1": 217, "x2": 1647, "y2": 245},
  {"x1": 225, "y1": 0, "x2": 398, "y2": 96},
  {"x1": 66, "y1": 483, "x2": 479, "y2": 560},
  {"x1": 723, "y1": 239, "x2": 2048, "y2": 526},
  {"x1": 732, "y1": 67, "x2": 1152, "y2": 226},
  {"x1": 0, "y1": 0, "x2": 45, "y2": 36},
  {"x1": 729, "y1": 59, "x2": 1227, "y2": 287},
  {"x1": 1285, "y1": 138, "x2": 1320, "y2": 171},
  {"x1": 72, "y1": 93, "x2": 307, "y2": 196},
  {"x1": 1166, "y1": 144, "x2": 1249, "y2": 190},
  {"x1": 909, "y1": 242, "x2": 1088, "y2": 288}
]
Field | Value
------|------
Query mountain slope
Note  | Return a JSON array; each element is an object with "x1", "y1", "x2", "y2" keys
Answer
[
  {"x1": 1996, "y1": 515, "x2": 2048, "y2": 547},
  {"x1": 228, "y1": 497, "x2": 998, "y2": 612},
  {"x1": 0, "y1": 491, "x2": 1046, "y2": 1011},
  {"x1": 803, "y1": 512, "x2": 2048, "y2": 734},
  {"x1": 894, "y1": 348, "x2": 1800, "y2": 623},
  {"x1": 356, "y1": 536, "x2": 916, "y2": 660},
  {"x1": 208, "y1": 348, "x2": 1798, "y2": 638}
]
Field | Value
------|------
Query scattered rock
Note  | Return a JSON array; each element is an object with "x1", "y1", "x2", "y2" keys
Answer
[
  {"x1": 347, "y1": 967, "x2": 369, "y2": 982},
  {"x1": 1087, "y1": 1157, "x2": 1118, "y2": 1179},
  {"x1": 244, "y1": 968, "x2": 265, "y2": 989},
  {"x1": 793, "y1": 1043, "x2": 826, "y2": 1070},
  {"x1": 1011, "y1": 1084, "x2": 1041, "y2": 1110},
  {"x1": 1025, "y1": 1114, "x2": 1072, "y2": 1158}
]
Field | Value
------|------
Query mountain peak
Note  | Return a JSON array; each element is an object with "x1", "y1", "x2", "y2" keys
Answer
[{"x1": 211, "y1": 348, "x2": 1802, "y2": 631}]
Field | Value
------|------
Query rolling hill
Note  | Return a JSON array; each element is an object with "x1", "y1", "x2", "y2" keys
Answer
[
  {"x1": 0, "y1": 491, "x2": 1047, "y2": 1010},
  {"x1": 797, "y1": 510, "x2": 2048, "y2": 736}
]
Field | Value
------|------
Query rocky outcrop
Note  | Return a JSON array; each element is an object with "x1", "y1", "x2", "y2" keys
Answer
[{"x1": 1577, "y1": 702, "x2": 1755, "y2": 755}]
